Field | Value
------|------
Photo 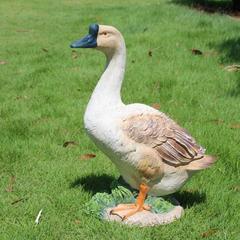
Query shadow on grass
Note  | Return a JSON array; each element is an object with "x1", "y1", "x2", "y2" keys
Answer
[
  {"x1": 173, "y1": 190, "x2": 206, "y2": 208},
  {"x1": 210, "y1": 37, "x2": 240, "y2": 96},
  {"x1": 218, "y1": 38, "x2": 240, "y2": 96},
  {"x1": 170, "y1": 0, "x2": 240, "y2": 16},
  {"x1": 71, "y1": 174, "x2": 206, "y2": 208},
  {"x1": 70, "y1": 174, "x2": 115, "y2": 194},
  {"x1": 210, "y1": 37, "x2": 240, "y2": 64},
  {"x1": 171, "y1": 1, "x2": 240, "y2": 96}
]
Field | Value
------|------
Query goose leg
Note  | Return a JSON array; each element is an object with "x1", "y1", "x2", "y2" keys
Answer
[{"x1": 110, "y1": 183, "x2": 150, "y2": 220}]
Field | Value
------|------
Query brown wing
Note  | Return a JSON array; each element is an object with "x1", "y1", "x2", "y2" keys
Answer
[{"x1": 122, "y1": 114, "x2": 205, "y2": 166}]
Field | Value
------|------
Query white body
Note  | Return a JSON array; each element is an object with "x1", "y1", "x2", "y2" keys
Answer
[{"x1": 84, "y1": 103, "x2": 190, "y2": 196}]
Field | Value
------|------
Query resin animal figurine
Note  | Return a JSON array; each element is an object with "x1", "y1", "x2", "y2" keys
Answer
[{"x1": 70, "y1": 24, "x2": 216, "y2": 220}]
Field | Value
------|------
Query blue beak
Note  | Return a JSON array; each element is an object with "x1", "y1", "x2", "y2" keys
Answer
[{"x1": 70, "y1": 23, "x2": 99, "y2": 48}]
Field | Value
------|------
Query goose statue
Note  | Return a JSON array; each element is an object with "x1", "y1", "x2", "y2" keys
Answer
[{"x1": 70, "y1": 24, "x2": 216, "y2": 220}]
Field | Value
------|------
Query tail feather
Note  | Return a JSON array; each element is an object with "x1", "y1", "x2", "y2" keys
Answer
[{"x1": 187, "y1": 155, "x2": 217, "y2": 171}]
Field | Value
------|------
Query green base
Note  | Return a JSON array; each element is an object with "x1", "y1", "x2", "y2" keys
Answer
[{"x1": 83, "y1": 178, "x2": 175, "y2": 220}]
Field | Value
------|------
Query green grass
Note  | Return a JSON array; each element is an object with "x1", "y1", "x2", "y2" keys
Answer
[{"x1": 0, "y1": 0, "x2": 240, "y2": 239}]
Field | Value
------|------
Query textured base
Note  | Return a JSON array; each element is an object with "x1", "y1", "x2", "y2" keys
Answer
[
  {"x1": 83, "y1": 177, "x2": 184, "y2": 226},
  {"x1": 103, "y1": 205, "x2": 184, "y2": 227}
]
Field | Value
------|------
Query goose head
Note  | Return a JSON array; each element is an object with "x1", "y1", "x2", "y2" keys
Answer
[{"x1": 70, "y1": 24, "x2": 124, "y2": 56}]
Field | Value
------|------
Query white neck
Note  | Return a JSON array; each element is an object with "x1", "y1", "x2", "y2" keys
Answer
[{"x1": 85, "y1": 41, "x2": 126, "y2": 114}]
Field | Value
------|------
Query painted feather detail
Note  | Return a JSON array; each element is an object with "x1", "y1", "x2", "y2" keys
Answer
[{"x1": 122, "y1": 114, "x2": 205, "y2": 166}]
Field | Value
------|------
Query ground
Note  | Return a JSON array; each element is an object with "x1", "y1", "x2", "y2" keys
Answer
[{"x1": 0, "y1": 0, "x2": 240, "y2": 239}]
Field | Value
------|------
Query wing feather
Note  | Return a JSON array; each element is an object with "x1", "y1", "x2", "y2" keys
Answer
[{"x1": 122, "y1": 114, "x2": 205, "y2": 166}]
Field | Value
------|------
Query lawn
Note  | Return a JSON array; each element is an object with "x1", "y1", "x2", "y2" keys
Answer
[{"x1": 0, "y1": 0, "x2": 240, "y2": 239}]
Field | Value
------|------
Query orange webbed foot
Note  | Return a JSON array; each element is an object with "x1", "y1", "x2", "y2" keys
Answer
[
  {"x1": 110, "y1": 183, "x2": 151, "y2": 221},
  {"x1": 110, "y1": 203, "x2": 151, "y2": 220}
]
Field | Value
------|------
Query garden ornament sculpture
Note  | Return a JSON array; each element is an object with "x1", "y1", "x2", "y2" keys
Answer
[{"x1": 70, "y1": 24, "x2": 216, "y2": 225}]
